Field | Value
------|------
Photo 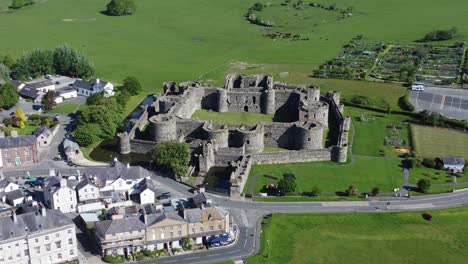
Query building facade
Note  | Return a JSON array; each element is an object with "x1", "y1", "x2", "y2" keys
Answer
[
  {"x1": 44, "y1": 177, "x2": 78, "y2": 214},
  {"x1": 0, "y1": 208, "x2": 77, "y2": 264},
  {"x1": 0, "y1": 133, "x2": 38, "y2": 168}
]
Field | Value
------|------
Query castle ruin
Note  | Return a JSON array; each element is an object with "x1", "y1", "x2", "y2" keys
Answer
[{"x1": 118, "y1": 74, "x2": 351, "y2": 198}]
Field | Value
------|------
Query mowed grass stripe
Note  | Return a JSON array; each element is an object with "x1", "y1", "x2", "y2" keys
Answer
[{"x1": 411, "y1": 125, "x2": 468, "y2": 159}]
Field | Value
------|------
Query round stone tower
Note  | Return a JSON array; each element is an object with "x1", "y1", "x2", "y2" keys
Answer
[
  {"x1": 294, "y1": 122, "x2": 323, "y2": 150},
  {"x1": 308, "y1": 101, "x2": 329, "y2": 127},
  {"x1": 235, "y1": 124, "x2": 264, "y2": 154},
  {"x1": 117, "y1": 132, "x2": 131, "y2": 154},
  {"x1": 263, "y1": 89, "x2": 276, "y2": 115},
  {"x1": 217, "y1": 89, "x2": 228, "y2": 112},
  {"x1": 307, "y1": 87, "x2": 320, "y2": 104},
  {"x1": 158, "y1": 99, "x2": 173, "y2": 114},
  {"x1": 202, "y1": 122, "x2": 229, "y2": 148},
  {"x1": 149, "y1": 115, "x2": 177, "y2": 143}
]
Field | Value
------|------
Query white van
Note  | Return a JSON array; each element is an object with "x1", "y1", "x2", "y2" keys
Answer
[{"x1": 411, "y1": 84, "x2": 424, "y2": 91}]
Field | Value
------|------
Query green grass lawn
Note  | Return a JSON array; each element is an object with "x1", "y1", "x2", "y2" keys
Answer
[
  {"x1": 1, "y1": 0, "x2": 467, "y2": 111},
  {"x1": 17, "y1": 124, "x2": 39, "y2": 135},
  {"x1": 410, "y1": 166, "x2": 468, "y2": 185},
  {"x1": 411, "y1": 125, "x2": 468, "y2": 159},
  {"x1": 253, "y1": 196, "x2": 362, "y2": 202},
  {"x1": 245, "y1": 157, "x2": 402, "y2": 194},
  {"x1": 247, "y1": 207, "x2": 468, "y2": 264},
  {"x1": 348, "y1": 107, "x2": 411, "y2": 158},
  {"x1": 192, "y1": 109, "x2": 274, "y2": 125},
  {"x1": 49, "y1": 103, "x2": 81, "y2": 114}
]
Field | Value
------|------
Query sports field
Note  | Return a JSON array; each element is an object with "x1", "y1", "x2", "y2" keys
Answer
[
  {"x1": 247, "y1": 207, "x2": 468, "y2": 264},
  {"x1": 245, "y1": 157, "x2": 402, "y2": 194},
  {"x1": 1, "y1": 0, "x2": 467, "y2": 97},
  {"x1": 411, "y1": 125, "x2": 468, "y2": 159}
]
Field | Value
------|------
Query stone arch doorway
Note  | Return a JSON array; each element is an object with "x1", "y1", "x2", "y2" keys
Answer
[{"x1": 244, "y1": 105, "x2": 249, "y2": 112}]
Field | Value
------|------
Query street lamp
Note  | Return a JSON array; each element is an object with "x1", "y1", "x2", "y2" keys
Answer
[{"x1": 266, "y1": 240, "x2": 270, "y2": 258}]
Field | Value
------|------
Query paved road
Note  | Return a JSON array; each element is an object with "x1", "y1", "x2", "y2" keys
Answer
[{"x1": 410, "y1": 86, "x2": 468, "y2": 120}]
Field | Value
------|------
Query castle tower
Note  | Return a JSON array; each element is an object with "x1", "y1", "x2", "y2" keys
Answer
[
  {"x1": 202, "y1": 122, "x2": 229, "y2": 149},
  {"x1": 263, "y1": 89, "x2": 276, "y2": 115},
  {"x1": 294, "y1": 122, "x2": 323, "y2": 150},
  {"x1": 117, "y1": 132, "x2": 131, "y2": 155},
  {"x1": 307, "y1": 87, "x2": 320, "y2": 104},
  {"x1": 149, "y1": 115, "x2": 177, "y2": 143},
  {"x1": 217, "y1": 89, "x2": 228, "y2": 112}
]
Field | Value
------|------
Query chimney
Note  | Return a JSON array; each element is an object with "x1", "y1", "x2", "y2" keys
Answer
[
  {"x1": 11, "y1": 209, "x2": 17, "y2": 222},
  {"x1": 60, "y1": 177, "x2": 67, "y2": 188},
  {"x1": 96, "y1": 79, "x2": 100, "y2": 84},
  {"x1": 49, "y1": 169, "x2": 56, "y2": 177},
  {"x1": 198, "y1": 187, "x2": 205, "y2": 194},
  {"x1": 0, "y1": 130, "x2": 4, "y2": 138},
  {"x1": 142, "y1": 206, "x2": 148, "y2": 224},
  {"x1": 10, "y1": 130, "x2": 18, "y2": 138},
  {"x1": 40, "y1": 203, "x2": 47, "y2": 216},
  {"x1": 127, "y1": 163, "x2": 130, "y2": 168}
]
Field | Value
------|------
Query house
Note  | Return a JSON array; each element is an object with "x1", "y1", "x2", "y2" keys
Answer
[
  {"x1": 17, "y1": 80, "x2": 55, "y2": 103},
  {"x1": 75, "y1": 175, "x2": 100, "y2": 203},
  {"x1": 34, "y1": 126, "x2": 54, "y2": 147},
  {"x1": 441, "y1": 156, "x2": 465, "y2": 173},
  {"x1": 5, "y1": 189, "x2": 25, "y2": 206},
  {"x1": 0, "y1": 179, "x2": 20, "y2": 193},
  {"x1": 56, "y1": 87, "x2": 78, "y2": 99},
  {"x1": 130, "y1": 178, "x2": 156, "y2": 205},
  {"x1": 43, "y1": 177, "x2": 78, "y2": 214},
  {"x1": 0, "y1": 207, "x2": 77, "y2": 264},
  {"x1": 0, "y1": 132, "x2": 38, "y2": 168},
  {"x1": 62, "y1": 139, "x2": 80, "y2": 162},
  {"x1": 184, "y1": 207, "x2": 230, "y2": 246},
  {"x1": 73, "y1": 79, "x2": 114, "y2": 98},
  {"x1": 11, "y1": 80, "x2": 25, "y2": 90},
  {"x1": 94, "y1": 216, "x2": 146, "y2": 256},
  {"x1": 145, "y1": 211, "x2": 187, "y2": 250}
]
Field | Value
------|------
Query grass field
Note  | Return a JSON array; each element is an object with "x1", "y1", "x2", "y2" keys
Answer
[
  {"x1": 247, "y1": 207, "x2": 468, "y2": 264},
  {"x1": 245, "y1": 157, "x2": 402, "y2": 194},
  {"x1": 411, "y1": 125, "x2": 468, "y2": 159},
  {"x1": 49, "y1": 103, "x2": 81, "y2": 114},
  {"x1": 348, "y1": 107, "x2": 411, "y2": 158},
  {"x1": 410, "y1": 166, "x2": 468, "y2": 185},
  {"x1": 192, "y1": 109, "x2": 274, "y2": 125},
  {"x1": 1, "y1": 0, "x2": 467, "y2": 103}
]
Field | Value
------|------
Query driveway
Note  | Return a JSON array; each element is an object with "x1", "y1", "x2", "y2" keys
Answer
[{"x1": 409, "y1": 86, "x2": 468, "y2": 120}]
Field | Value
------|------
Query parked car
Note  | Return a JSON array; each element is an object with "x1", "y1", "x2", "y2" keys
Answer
[
  {"x1": 422, "y1": 213, "x2": 433, "y2": 221},
  {"x1": 158, "y1": 192, "x2": 171, "y2": 200},
  {"x1": 45, "y1": 74, "x2": 53, "y2": 80},
  {"x1": 55, "y1": 81, "x2": 60, "y2": 85}
]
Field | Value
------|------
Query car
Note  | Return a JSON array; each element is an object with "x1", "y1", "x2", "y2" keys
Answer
[
  {"x1": 158, "y1": 192, "x2": 171, "y2": 200},
  {"x1": 53, "y1": 156, "x2": 62, "y2": 161},
  {"x1": 45, "y1": 74, "x2": 53, "y2": 80}
]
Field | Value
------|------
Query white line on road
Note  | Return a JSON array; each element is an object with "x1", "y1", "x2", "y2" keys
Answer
[
  {"x1": 207, "y1": 253, "x2": 221, "y2": 257},
  {"x1": 387, "y1": 203, "x2": 434, "y2": 210},
  {"x1": 184, "y1": 257, "x2": 200, "y2": 260},
  {"x1": 321, "y1": 202, "x2": 370, "y2": 207}
]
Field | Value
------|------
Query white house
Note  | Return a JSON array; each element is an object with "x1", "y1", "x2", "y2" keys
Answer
[
  {"x1": 34, "y1": 126, "x2": 55, "y2": 147},
  {"x1": 4, "y1": 189, "x2": 25, "y2": 206},
  {"x1": 44, "y1": 177, "x2": 78, "y2": 214},
  {"x1": 441, "y1": 156, "x2": 465, "y2": 173},
  {"x1": 129, "y1": 178, "x2": 156, "y2": 205},
  {"x1": 17, "y1": 80, "x2": 56, "y2": 103},
  {"x1": 73, "y1": 79, "x2": 114, "y2": 98},
  {"x1": 75, "y1": 176, "x2": 100, "y2": 203},
  {"x1": 56, "y1": 87, "x2": 78, "y2": 99},
  {"x1": 0, "y1": 178, "x2": 20, "y2": 193}
]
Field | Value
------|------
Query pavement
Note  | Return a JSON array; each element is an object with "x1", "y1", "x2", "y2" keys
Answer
[{"x1": 409, "y1": 86, "x2": 468, "y2": 120}]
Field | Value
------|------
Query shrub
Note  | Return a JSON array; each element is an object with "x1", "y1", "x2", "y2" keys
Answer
[
  {"x1": 252, "y1": 2, "x2": 264, "y2": 11},
  {"x1": 371, "y1": 187, "x2": 380, "y2": 196},
  {"x1": 422, "y1": 158, "x2": 436, "y2": 168},
  {"x1": 398, "y1": 94, "x2": 415, "y2": 112},
  {"x1": 345, "y1": 185, "x2": 358, "y2": 196},
  {"x1": 106, "y1": 0, "x2": 136, "y2": 16},
  {"x1": 277, "y1": 178, "x2": 297, "y2": 193},
  {"x1": 134, "y1": 252, "x2": 145, "y2": 261},
  {"x1": 422, "y1": 27, "x2": 457, "y2": 42},
  {"x1": 9, "y1": 0, "x2": 33, "y2": 9},
  {"x1": 417, "y1": 179, "x2": 431, "y2": 193},
  {"x1": 102, "y1": 255, "x2": 125, "y2": 264}
]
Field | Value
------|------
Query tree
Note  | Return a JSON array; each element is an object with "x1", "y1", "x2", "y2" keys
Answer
[
  {"x1": 422, "y1": 158, "x2": 436, "y2": 168},
  {"x1": 0, "y1": 82, "x2": 19, "y2": 109},
  {"x1": 41, "y1": 90, "x2": 57, "y2": 112},
  {"x1": 345, "y1": 184, "x2": 358, "y2": 196},
  {"x1": 150, "y1": 141, "x2": 190, "y2": 177},
  {"x1": 72, "y1": 123, "x2": 102, "y2": 147},
  {"x1": 182, "y1": 237, "x2": 193, "y2": 251},
  {"x1": 86, "y1": 92, "x2": 105, "y2": 105},
  {"x1": 252, "y1": 2, "x2": 263, "y2": 11},
  {"x1": 310, "y1": 186, "x2": 321, "y2": 196},
  {"x1": 53, "y1": 45, "x2": 94, "y2": 78},
  {"x1": 417, "y1": 179, "x2": 431, "y2": 193},
  {"x1": 277, "y1": 178, "x2": 297, "y2": 193},
  {"x1": 106, "y1": 0, "x2": 136, "y2": 16},
  {"x1": 9, "y1": 0, "x2": 33, "y2": 9},
  {"x1": 0, "y1": 63, "x2": 10, "y2": 81},
  {"x1": 2, "y1": 54, "x2": 16, "y2": 68},
  {"x1": 14, "y1": 108, "x2": 27, "y2": 122},
  {"x1": 371, "y1": 187, "x2": 380, "y2": 196},
  {"x1": 78, "y1": 97, "x2": 122, "y2": 139},
  {"x1": 14, "y1": 48, "x2": 54, "y2": 80},
  {"x1": 122, "y1": 76, "x2": 142, "y2": 95}
]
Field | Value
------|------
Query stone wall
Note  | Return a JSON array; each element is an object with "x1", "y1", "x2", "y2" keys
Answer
[
  {"x1": 129, "y1": 139, "x2": 156, "y2": 154},
  {"x1": 251, "y1": 149, "x2": 331, "y2": 164}
]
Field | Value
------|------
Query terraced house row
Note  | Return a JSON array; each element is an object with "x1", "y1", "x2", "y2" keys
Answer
[{"x1": 93, "y1": 204, "x2": 231, "y2": 256}]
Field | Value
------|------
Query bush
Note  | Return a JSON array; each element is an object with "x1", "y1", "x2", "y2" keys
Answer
[
  {"x1": 277, "y1": 178, "x2": 297, "y2": 193},
  {"x1": 134, "y1": 252, "x2": 145, "y2": 261},
  {"x1": 252, "y1": 2, "x2": 264, "y2": 11},
  {"x1": 417, "y1": 179, "x2": 431, "y2": 193},
  {"x1": 398, "y1": 94, "x2": 415, "y2": 112},
  {"x1": 122, "y1": 76, "x2": 142, "y2": 95},
  {"x1": 422, "y1": 27, "x2": 457, "y2": 42},
  {"x1": 72, "y1": 123, "x2": 102, "y2": 147},
  {"x1": 106, "y1": 0, "x2": 136, "y2": 16},
  {"x1": 9, "y1": 0, "x2": 33, "y2": 9},
  {"x1": 102, "y1": 255, "x2": 125, "y2": 264},
  {"x1": 345, "y1": 185, "x2": 358, "y2": 196},
  {"x1": 422, "y1": 158, "x2": 436, "y2": 168},
  {"x1": 371, "y1": 187, "x2": 380, "y2": 196}
]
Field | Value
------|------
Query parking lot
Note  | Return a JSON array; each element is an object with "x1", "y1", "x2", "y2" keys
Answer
[{"x1": 410, "y1": 86, "x2": 468, "y2": 120}]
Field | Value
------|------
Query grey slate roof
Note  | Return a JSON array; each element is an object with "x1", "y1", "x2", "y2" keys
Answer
[
  {"x1": 145, "y1": 210, "x2": 186, "y2": 226},
  {"x1": 25, "y1": 80, "x2": 54, "y2": 90},
  {"x1": 0, "y1": 135, "x2": 36, "y2": 149},
  {"x1": 0, "y1": 209, "x2": 73, "y2": 242},
  {"x1": 63, "y1": 139, "x2": 80, "y2": 153},
  {"x1": 84, "y1": 160, "x2": 150, "y2": 188},
  {"x1": 95, "y1": 216, "x2": 145, "y2": 236},
  {"x1": 192, "y1": 193, "x2": 207, "y2": 207},
  {"x1": 34, "y1": 126, "x2": 53, "y2": 138},
  {"x1": 56, "y1": 87, "x2": 77, "y2": 95},
  {"x1": 6, "y1": 189, "x2": 24, "y2": 201},
  {"x1": 73, "y1": 79, "x2": 108, "y2": 91},
  {"x1": 442, "y1": 156, "x2": 465, "y2": 166},
  {"x1": 11, "y1": 80, "x2": 23, "y2": 88},
  {"x1": 0, "y1": 179, "x2": 11, "y2": 190},
  {"x1": 138, "y1": 178, "x2": 156, "y2": 193},
  {"x1": 75, "y1": 175, "x2": 96, "y2": 191}
]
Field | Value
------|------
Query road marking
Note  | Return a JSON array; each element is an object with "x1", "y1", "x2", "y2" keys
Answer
[
  {"x1": 321, "y1": 202, "x2": 369, "y2": 207},
  {"x1": 387, "y1": 203, "x2": 434, "y2": 210},
  {"x1": 185, "y1": 257, "x2": 199, "y2": 260},
  {"x1": 458, "y1": 95, "x2": 462, "y2": 111},
  {"x1": 165, "y1": 260, "x2": 177, "y2": 263},
  {"x1": 429, "y1": 94, "x2": 435, "y2": 111},
  {"x1": 243, "y1": 239, "x2": 248, "y2": 248},
  {"x1": 207, "y1": 253, "x2": 221, "y2": 257},
  {"x1": 439, "y1": 95, "x2": 445, "y2": 110}
]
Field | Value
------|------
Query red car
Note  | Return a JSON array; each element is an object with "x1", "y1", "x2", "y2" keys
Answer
[{"x1": 422, "y1": 213, "x2": 433, "y2": 221}]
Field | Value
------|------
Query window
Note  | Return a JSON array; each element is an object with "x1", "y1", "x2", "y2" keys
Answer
[
  {"x1": 56, "y1": 233, "x2": 60, "y2": 238},
  {"x1": 26, "y1": 156, "x2": 31, "y2": 162},
  {"x1": 24, "y1": 249, "x2": 28, "y2": 256},
  {"x1": 68, "y1": 229, "x2": 72, "y2": 234},
  {"x1": 178, "y1": 230, "x2": 182, "y2": 236},
  {"x1": 218, "y1": 224, "x2": 222, "y2": 230},
  {"x1": 34, "y1": 247, "x2": 40, "y2": 254},
  {"x1": 191, "y1": 228, "x2": 195, "y2": 233},
  {"x1": 55, "y1": 241, "x2": 61, "y2": 249},
  {"x1": 170, "y1": 232, "x2": 173, "y2": 237},
  {"x1": 35, "y1": 238, "x2": 38, "y2": 243},
  {"x1": 46, "y1": 244, "x2": 51, "y2": 251},
  {"x1": 8, "y1": 256, "x2": 12, "y2": 260},
  {"x1": 68, "y1": 238, "x2": 73, "y2": 245},
  {"x1": 16, "y1": 252, "x2": 21, "y2": 257},
  {"x1": 15, "y1": 243, "x2": 19, "y2": 247},
  {"x1": 210, "y1": 226, "x2": 214, "y2": 231},
  {"x1": 200, "y1": 227, "x2": 204, "y2": 232},
  {"x1": 84, "y1": 189, "x2": 87, "y2": 193},
  {"x1": 70, "y1": 249, "x2": 74, "y2": 255},
  {"x1": 253, "y1": 96, "x2": 256, "y2": 104},
  {"x1": 58, "y1": 253, "x2": 62, "y2": 259},
  {"x1": 45, "y1": 236, "x2": 49, "y2": 240}
]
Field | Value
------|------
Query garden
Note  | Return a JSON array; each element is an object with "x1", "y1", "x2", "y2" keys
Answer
[
  {"x1": 247, "y1": 207, "x2": 468, "y2": 264},
  {"x1": 411, "y1": 125, "x2": 468, "y2": 160}
]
